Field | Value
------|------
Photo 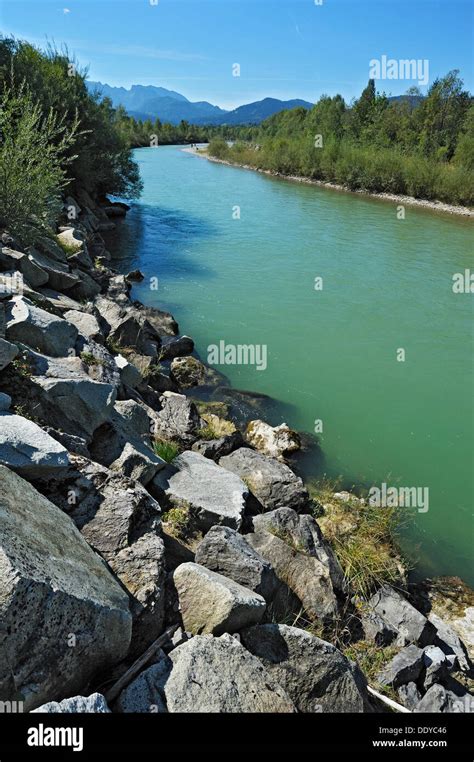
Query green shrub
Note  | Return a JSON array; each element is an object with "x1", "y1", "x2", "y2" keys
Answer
[
  {"x1": 0, "y1": 84, "x2": 78, "y2": 243},
  {"x1": 153, "y1": 439, "x2": 180, "y2": 463}
]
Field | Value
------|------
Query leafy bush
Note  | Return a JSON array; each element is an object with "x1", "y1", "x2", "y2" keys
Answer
[{"x1": 0, "y1": 85, "x2": 78, "y2": 243}]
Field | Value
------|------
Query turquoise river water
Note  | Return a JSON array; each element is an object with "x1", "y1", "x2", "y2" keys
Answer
[{"x1": 108, "y1": 145, "x2": 473, "y2": 585}]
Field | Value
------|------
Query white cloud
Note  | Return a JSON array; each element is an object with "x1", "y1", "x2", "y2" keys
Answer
[{"x1": 63, "y1": 8, "x2": 71, "y2": 13}]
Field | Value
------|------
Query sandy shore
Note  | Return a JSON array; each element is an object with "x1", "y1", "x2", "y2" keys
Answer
[{"x1": 182, "y1": 146, "x2": 474, "y2": 218}]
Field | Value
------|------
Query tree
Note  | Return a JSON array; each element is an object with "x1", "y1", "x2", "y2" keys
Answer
[{"x1": 0, "y1": 85, "x2": 78, "y2": 243}]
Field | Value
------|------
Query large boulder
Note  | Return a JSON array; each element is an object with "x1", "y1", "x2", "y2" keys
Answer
[
  {"x1": 246, "y1": 529, "x2": 338, "y2": 624},
  {"x1": 95, "y1": 295, "x2": 161, "y2": 356},
  {"x1": 28, "y1": 248, "x2": 80, "y2": 291},
  {"x1": 173, "y1": 562, "x2": 266, "y2": 634},
  {"x1": 241, "y1": 624, "x2": 369, "y2": 713},
  {"x1": 147, "y1": 634, "x2": 296, "y2": 712},
  {"x1": 0, "y1": 337, "x2": 18, "y2": 370},
  {"x1": 192, "y1": 430, "x2": 244, "y2": 461},
  {"x1": 31, "y1": 694, "x2": 110, "y2": 713},
  {"x1": 415, "y1": 684, "x2": 471, "y2": 713},
  {"x1": 89, "y1": 399, "x2": 165, "y2": 484},
  {"x1": 0, "y1": 247, "x2": 48, "y2": 288},
  {"x1": 0, "y1": 412, "x2": 69, "y2": 478},
  {"x1": 195, "y1": 525, "x2": 279, "y2": 601},
  {"x1": 421, "y1": 645, "x2": 451, "y2": 691},
  {"x1": 367, "y1": 585, "x2": 436, "y2": 647},
  {"x1": 245, "y1": 419, "x2": 301, "y2": 460},
  {"x1": 31, "y1": 372, "x2": 116, "y2": 441},
  {"x1": 251, "y1": 507, "x2": 345, "y2": 592},
  {"x1": 116, "y1": 652, "x2": 170, "y2": 713},
  {"x1": 151, "y1": 450, "x2": 248, "y2": 531},
  {"x1": 0, "y1": 466, "x2": 132, "y2": 710},
  {"x1": 64, "y1": 309, "x2": 102, "y2": 341},
  {"x1": 220, "y1": 447, "x2": 309, "y2": 511},
  {"x1": 160, "y1": 334, "x2": 193, "y2": 359},
  {"x1": 6, "y1": 296, "x2": 78, "y2": 357},
  {"x1": 377, "y1": 645, "x2": 424, "y2": 688},
  {"x1": 152, "y1": 392, "x2": 201, "y2": 444},
  {"x1": 45, "y1": 456, "x2": 166, "y2": 655},
  {"x1": 429, "y1": 612, "x2": 472, "y2": 674}
]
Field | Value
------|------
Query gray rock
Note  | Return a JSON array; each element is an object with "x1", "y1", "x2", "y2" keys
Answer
[
  {"x1": 0, "y1": 247, "x2": 49, "y2": 288},
  {"x1": 0, "y1": 466, "x2": 132, "y2": 710},
  {"x1": 415, "y1": 684, "x2": 471, "y2": 713},
  {"x1": 51, "y1": 458, "x2": 167, "y2": 656},
  {"x1": 429, "y1": 612, "x2": 472, "y2": 674},
  {"x1": 361, "y1": 609, "x2": 398, "y2": 646},
  {"x1": 31, "y1": 694, "x2": 110, "y2": 713},
  {"x1": 192, "y1": 430, "x2": 244, "y2": 460},
  {"x1": 377, "y1": 645, "x2": 424, "y2": 688},
  {"x1": 28, "y1": 248, "x2": 80, "y2": 291},
  {"x1": 89, "y1": 399, "x2": 160, "y2": 476},
  {"x1": 151, "y1": 450, "x2": 248, "y2": 531},
  {"x1": 134, "y1": 304, "x2": 179, "y2": 338},
  {"x1": 241, "y1": 624, "x2": 369, "y2": 713},
  {"x1": 195, "y1": 525, "x2": 279, "y2": 601},
  {"x1": 110, "y1": 440, "x2": 165, "y2": 486},
  {"x1": 152, "y1": 392, "x2": 201, "y2": 444},
  {"x1": 64, "y1": 309, "x2": 102, "y2": 341},
  {"x1": 0, "y1": 413, "x2": 70, "y2": 477},
  {"x1": 161, "y1": 633, "x2": 296, "y2": 712},
  {"x1": 220, "y1": 447, "x2": 309, "y2": 512},
  {"x1": 246, "y1": 529, "x2": 338, "y2": 624},
  {"x1": 95, "y1": 295, "x2": 161, "y2": 356},
  {"x1": 6, "y1": 296, "x2": 78, "y2": 357},
  {"x1": 252, "y1": 507, "x2": 345, "y2": 592},
  {"x1": 0, "y1": 336, "x2": 18, "y2": 370},
  {"x1": 422, "y1": 645, "x2": 450, "y2": 690},
  {"x1": 115, "y1": 353, "x2": 142, "y2": 388},
  {"x1": 173, "y1": 562, "x2": 266, "y2": 635},
  {"x1": 160, "y1": 334, "x2": 194, "y2": 359},
  {"x1": 367, "y1": 585, "x2": 436, "y2": 647},
  {"x1": 69, "y1": 268, "x2": 101, "y2": 300},
  {"x1": 37, "y1": 287, "x2": 84, "y2": 314},
  {"x1": 0, "y1": 392, "x2": 12, "y2": 411},
  {"x1": 398, "y1": 682, "x2": 422, "y2": 711},
  {"x1": 116, "y1": 652, "x2": 171, "y2": 713},
  {"x1": 31, "y1": 374, "x2": 116, "y2": 441}
]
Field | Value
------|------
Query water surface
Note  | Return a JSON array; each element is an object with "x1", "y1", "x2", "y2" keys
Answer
[{"x1": 109, "y1": 146, "x2": 473, "y2": 585}]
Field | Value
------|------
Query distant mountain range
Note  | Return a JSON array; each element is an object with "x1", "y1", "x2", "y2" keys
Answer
[{"x1": 87, "y1": 81, "x2": 313, "y2": 125}]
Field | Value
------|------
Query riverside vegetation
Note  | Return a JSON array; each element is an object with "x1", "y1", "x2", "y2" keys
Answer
[
  {"x1": 207, "y1": 72, "x2": 474, "y2": 207},
  {"x1": 0, "y1": 37, "x2": 473, "y2": 714}
]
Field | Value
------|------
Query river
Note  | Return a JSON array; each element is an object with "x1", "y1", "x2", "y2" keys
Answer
[{"x1": 107, "y1": 145, "x2": 474, "y2": 585}]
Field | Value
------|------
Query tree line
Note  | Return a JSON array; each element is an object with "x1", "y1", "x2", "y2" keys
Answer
[{"x1": 208, "y1": 73, "x2": 474, "y2": 206}]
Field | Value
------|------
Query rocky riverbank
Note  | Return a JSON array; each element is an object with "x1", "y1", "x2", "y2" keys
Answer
[{"x1": 0, "y1": 191, "x2": 472, "y2": 714}]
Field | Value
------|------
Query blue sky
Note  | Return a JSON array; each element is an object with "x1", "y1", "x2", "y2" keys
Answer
[{"x1": 1, "y1": 0, "x2": 472, "y2": 109}]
